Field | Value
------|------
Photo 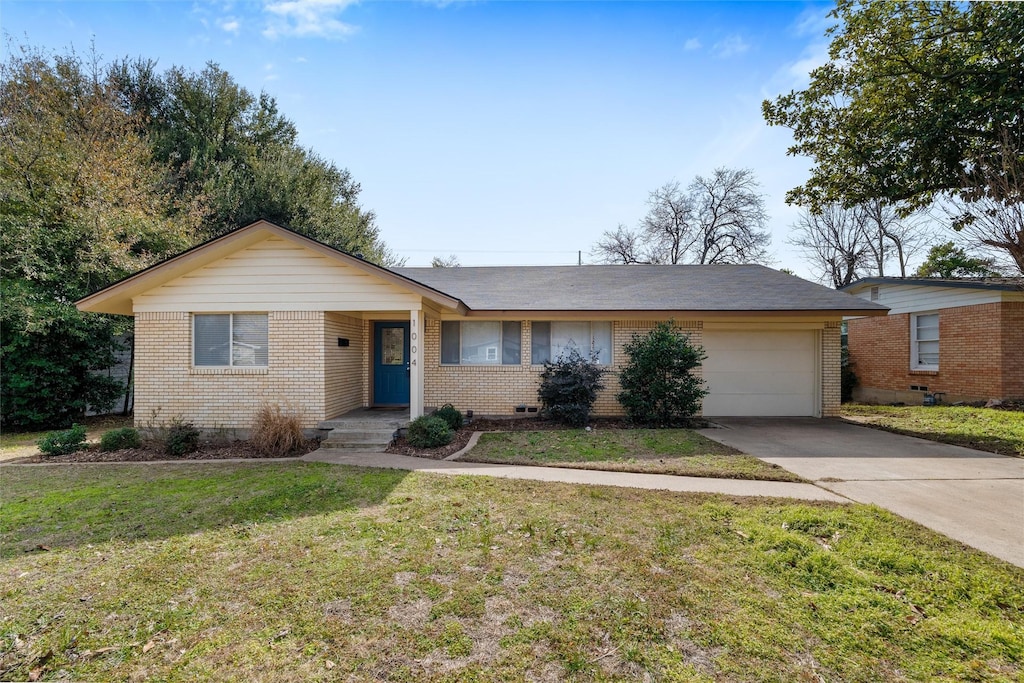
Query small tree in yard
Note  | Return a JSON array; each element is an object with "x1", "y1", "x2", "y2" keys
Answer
[
  {"x1": 618, "y1": 321, "x2": 707, "y2": 426},
  {"x1": 537, "y1": 348, "x2": 607, "y2": 427}
]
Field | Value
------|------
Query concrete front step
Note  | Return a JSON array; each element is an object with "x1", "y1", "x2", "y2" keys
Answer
[
  {"x1": 321, "y1": 427, "x2": 399, "y2": 451},
  {"x1": 317, "y1": 409, "x2": 409, "y2": 451},
  {"x1": 323, "y1": 430, "x2": 395, "y2": 450}
]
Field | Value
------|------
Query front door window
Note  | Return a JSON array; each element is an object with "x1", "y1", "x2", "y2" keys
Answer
[{"x1": 381, "y1": 327, "x2": 405, "y2": 365}]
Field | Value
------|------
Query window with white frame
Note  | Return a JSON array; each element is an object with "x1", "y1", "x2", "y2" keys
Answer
[
  {"x1": 193, "y1": 314, "x2": 268, "y2": 367},
  {"x1": 531, "y1": 321, "x2": 612, "y2": 365},
  {"x1": 911, "y1": 312, "x2": 939, "y2": 370},
  {"x1": 441, "y1": 321, "x2": 521, "y2": 365}
]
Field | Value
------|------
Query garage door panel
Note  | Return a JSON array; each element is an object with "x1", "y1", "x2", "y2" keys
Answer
[
  {"x1": 707, "y1": 370, "x2": 816, "y2": 394},
  {"x1": 703, "y1": 393, "x2": 814, "y2": 417},
  {"x1": 702, "y1": 330, "x2": 818, "y2": 417}
]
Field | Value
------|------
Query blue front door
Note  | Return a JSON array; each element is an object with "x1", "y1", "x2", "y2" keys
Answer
[{"x1": 373, "y1": 322, "x2": 410, "y2": 405}]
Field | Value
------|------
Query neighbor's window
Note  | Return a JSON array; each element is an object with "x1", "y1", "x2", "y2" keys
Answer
[
  {"x1": 441, "y1": 321, "x2": 521, "y2": 365},
  {"x1": 531, "y1": 321, "x2": 612, "y2": 365},
  {"x1": 911, "y1": 312, "x2": 939, "y2": 370},
  {"x1": 194, "y1": 314, "x2": 268, "y2": 367}
]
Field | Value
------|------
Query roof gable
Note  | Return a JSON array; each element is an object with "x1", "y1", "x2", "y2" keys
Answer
[{"x1": 76, "y1": 221, "x2": 464, "y2": 315}]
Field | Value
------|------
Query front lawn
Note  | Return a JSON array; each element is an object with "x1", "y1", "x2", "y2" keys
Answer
[
  {"x1": 2, "y1": 463, "x2": 1021, "y2": 681},
  {"x1": 460, "y1": 428, "x2": 804, "y2": 482},
  {"x1": 842, "y1": 404, "x2": 1024, "y2": 456}
]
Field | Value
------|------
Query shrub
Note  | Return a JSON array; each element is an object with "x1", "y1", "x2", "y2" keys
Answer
[
  {"x1": 537, "y1": 347, "x2": 608, "y2": 427},
  {"x1": 841, "y1": 347, "x2": 858, "y2": 403},
  {"x1": 37, "y1": 424, "x2": 87, "y2": 456},
  {"x1": 434, "y1": 404, "x2": 464, "y2": 431},
  {"x1": 407, "y1": 415, "x2": 454, "y2": 448},
  {"x1": 99, "y1": 427, "x2": 140, "y2": 451},
  {"x1": 165, "y1": 418, "x2": 200, "y2": 457},
  {"x1": 250, "y1": 403, "x2": 306, "y2": 456},
  {"x1": 617, "y1": 321, "x2": 708, "y2": 426},
  {"x1": 1, "y1": 287, "x2": 126, "y2": 431}
]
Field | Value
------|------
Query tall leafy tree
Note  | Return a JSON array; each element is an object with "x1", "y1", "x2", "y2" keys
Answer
[
  {"x1": 112, "y1": 60, "x2": 400, "y2": 264},
  {"x1": 763, "y1": 1, "x2": 1024, "y2": 212},
  {"x1": 1, "y1": 45, "x2": 197, "y2": 428},
  {"x1": 914, "y1": 242, "x2": 1001, "y2": 278}
]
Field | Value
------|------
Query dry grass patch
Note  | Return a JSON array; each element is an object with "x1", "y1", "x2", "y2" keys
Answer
[
  {"x1": 1, "y1": 463, "x2": 1021, "y2": 681},
  {"x1": 461, "y1": 429, "x2": 804, "y2": 481}
]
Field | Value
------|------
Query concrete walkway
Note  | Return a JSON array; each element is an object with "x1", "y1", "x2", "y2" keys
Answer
[
  {"x1": 301, "y1": 449, "x2": 847, "y2": 502},
  {"x1": 700, "y1": 418, "x2": 1024, "y2": 568}
]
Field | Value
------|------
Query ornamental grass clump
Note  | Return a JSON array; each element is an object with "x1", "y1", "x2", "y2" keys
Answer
[{"x1": 250, "y1": 403, "x2": 306, "y2": 457}]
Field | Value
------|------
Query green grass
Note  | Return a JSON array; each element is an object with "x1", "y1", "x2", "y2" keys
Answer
[
  {"x1": 2, "y1": 463, "x2": 1021, "y2": 681},
  {"x1": 461, "y1": 429, "x2": 804, "y2": 482},
  {"x1": 842, "y1": 404, "x2": 1024, "y2": 456}
]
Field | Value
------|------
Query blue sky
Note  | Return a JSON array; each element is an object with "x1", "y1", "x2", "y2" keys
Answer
[{"x1": 4, "y1": 0, "x2": 838, "y2": 274}]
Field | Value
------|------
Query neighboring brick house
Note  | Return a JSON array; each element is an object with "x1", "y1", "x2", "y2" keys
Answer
[
  {"x1": 76, "y1": 220, "x2": 886, "y2": 432},
  {"x1": 842, "y1": 277, "x2": 1024, "y2": 405}
]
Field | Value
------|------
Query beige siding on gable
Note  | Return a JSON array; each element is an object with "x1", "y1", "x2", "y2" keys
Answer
[{"x1": 134, "y1": 236, "x2": 422, "y2": 312}]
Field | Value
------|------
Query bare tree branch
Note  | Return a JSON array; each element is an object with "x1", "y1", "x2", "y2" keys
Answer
[
  {"x1": 789, "y1": 204, "x2": 870, "y2": 289},
  {"x1": 592, "y1": 169, "x2": 772, "y2": 266}
]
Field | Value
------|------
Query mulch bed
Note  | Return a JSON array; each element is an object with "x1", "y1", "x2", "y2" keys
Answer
[
  {"x1": 9, "y1": 439, "x2": 319, "y2": 464},
  {"x1": 387, "y1": 428, "x2": 474, "y2": 460}
]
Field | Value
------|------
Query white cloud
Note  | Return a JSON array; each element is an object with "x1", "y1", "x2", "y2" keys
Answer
[
  {"x1": 683, "y1": 37, "x2": 702, "y2": 51},
  {"x1": 262, "y1": 0, "x2": 359, "y2": 39},
  {"x1": 713, "y1": 34, "x2": 750, "y2": 59},
  {"x1": 219, "y1": 17, "x2": 241, "y2": 33},
  {"x1": 793, "y1": 5, "x2": 836, "y2": 38}
]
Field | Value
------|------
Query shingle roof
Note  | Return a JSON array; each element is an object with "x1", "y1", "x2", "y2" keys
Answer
[{"x1": 396, "y1": 264, "x2": 888, "y2": 313}]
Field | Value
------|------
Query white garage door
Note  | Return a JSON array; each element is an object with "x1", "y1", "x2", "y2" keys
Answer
[{"x1": 702, "y1": 330, "x2": 818, "y2": 417}]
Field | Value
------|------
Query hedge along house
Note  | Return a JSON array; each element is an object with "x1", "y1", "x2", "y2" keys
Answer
[
  {"x1": 76, "y1": 220, "x2": 888, "y2": 435},
  {"x1": 841, "y1": 277, "x2": 1024, "y2": 405}
]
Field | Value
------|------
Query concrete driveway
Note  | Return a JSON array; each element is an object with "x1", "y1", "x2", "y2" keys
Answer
[{"x1": 699, "y1": 418, "x2": 1024, "y2": 568}]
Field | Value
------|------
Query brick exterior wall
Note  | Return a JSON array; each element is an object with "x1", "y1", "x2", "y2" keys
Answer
[
  {"x1": 422, "y1": 319, "x2": 705, "y2": 417},
  {"x1": 134, "y1": 310, "x2": 327, "y2": 431},
  {"x1": 848, "y1": 301, "x2": 1024, "y2": 404},
  {"x1": 137, "y1": 312, "x2": 842, "y2": 428},
  {"x1": 822, "y1": 322, "x2": 842, "y2": 417},
  {"x1": 324, "y1": 312, "x2": 366, "y2": 419}
]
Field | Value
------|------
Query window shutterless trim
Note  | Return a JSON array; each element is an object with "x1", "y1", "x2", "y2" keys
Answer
[
  {"x1": 193, "y1": 313, "x2": 269, "y2": 368},
  {"x1": 910, "y1": 311, "x2": 939, "y2": 371},
  {"x1": 531, "y1": 321, "x2": 612, "y2": 365},
  {"x1": 440, "y1": 320, "x2": 521, "y2": 366}
]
